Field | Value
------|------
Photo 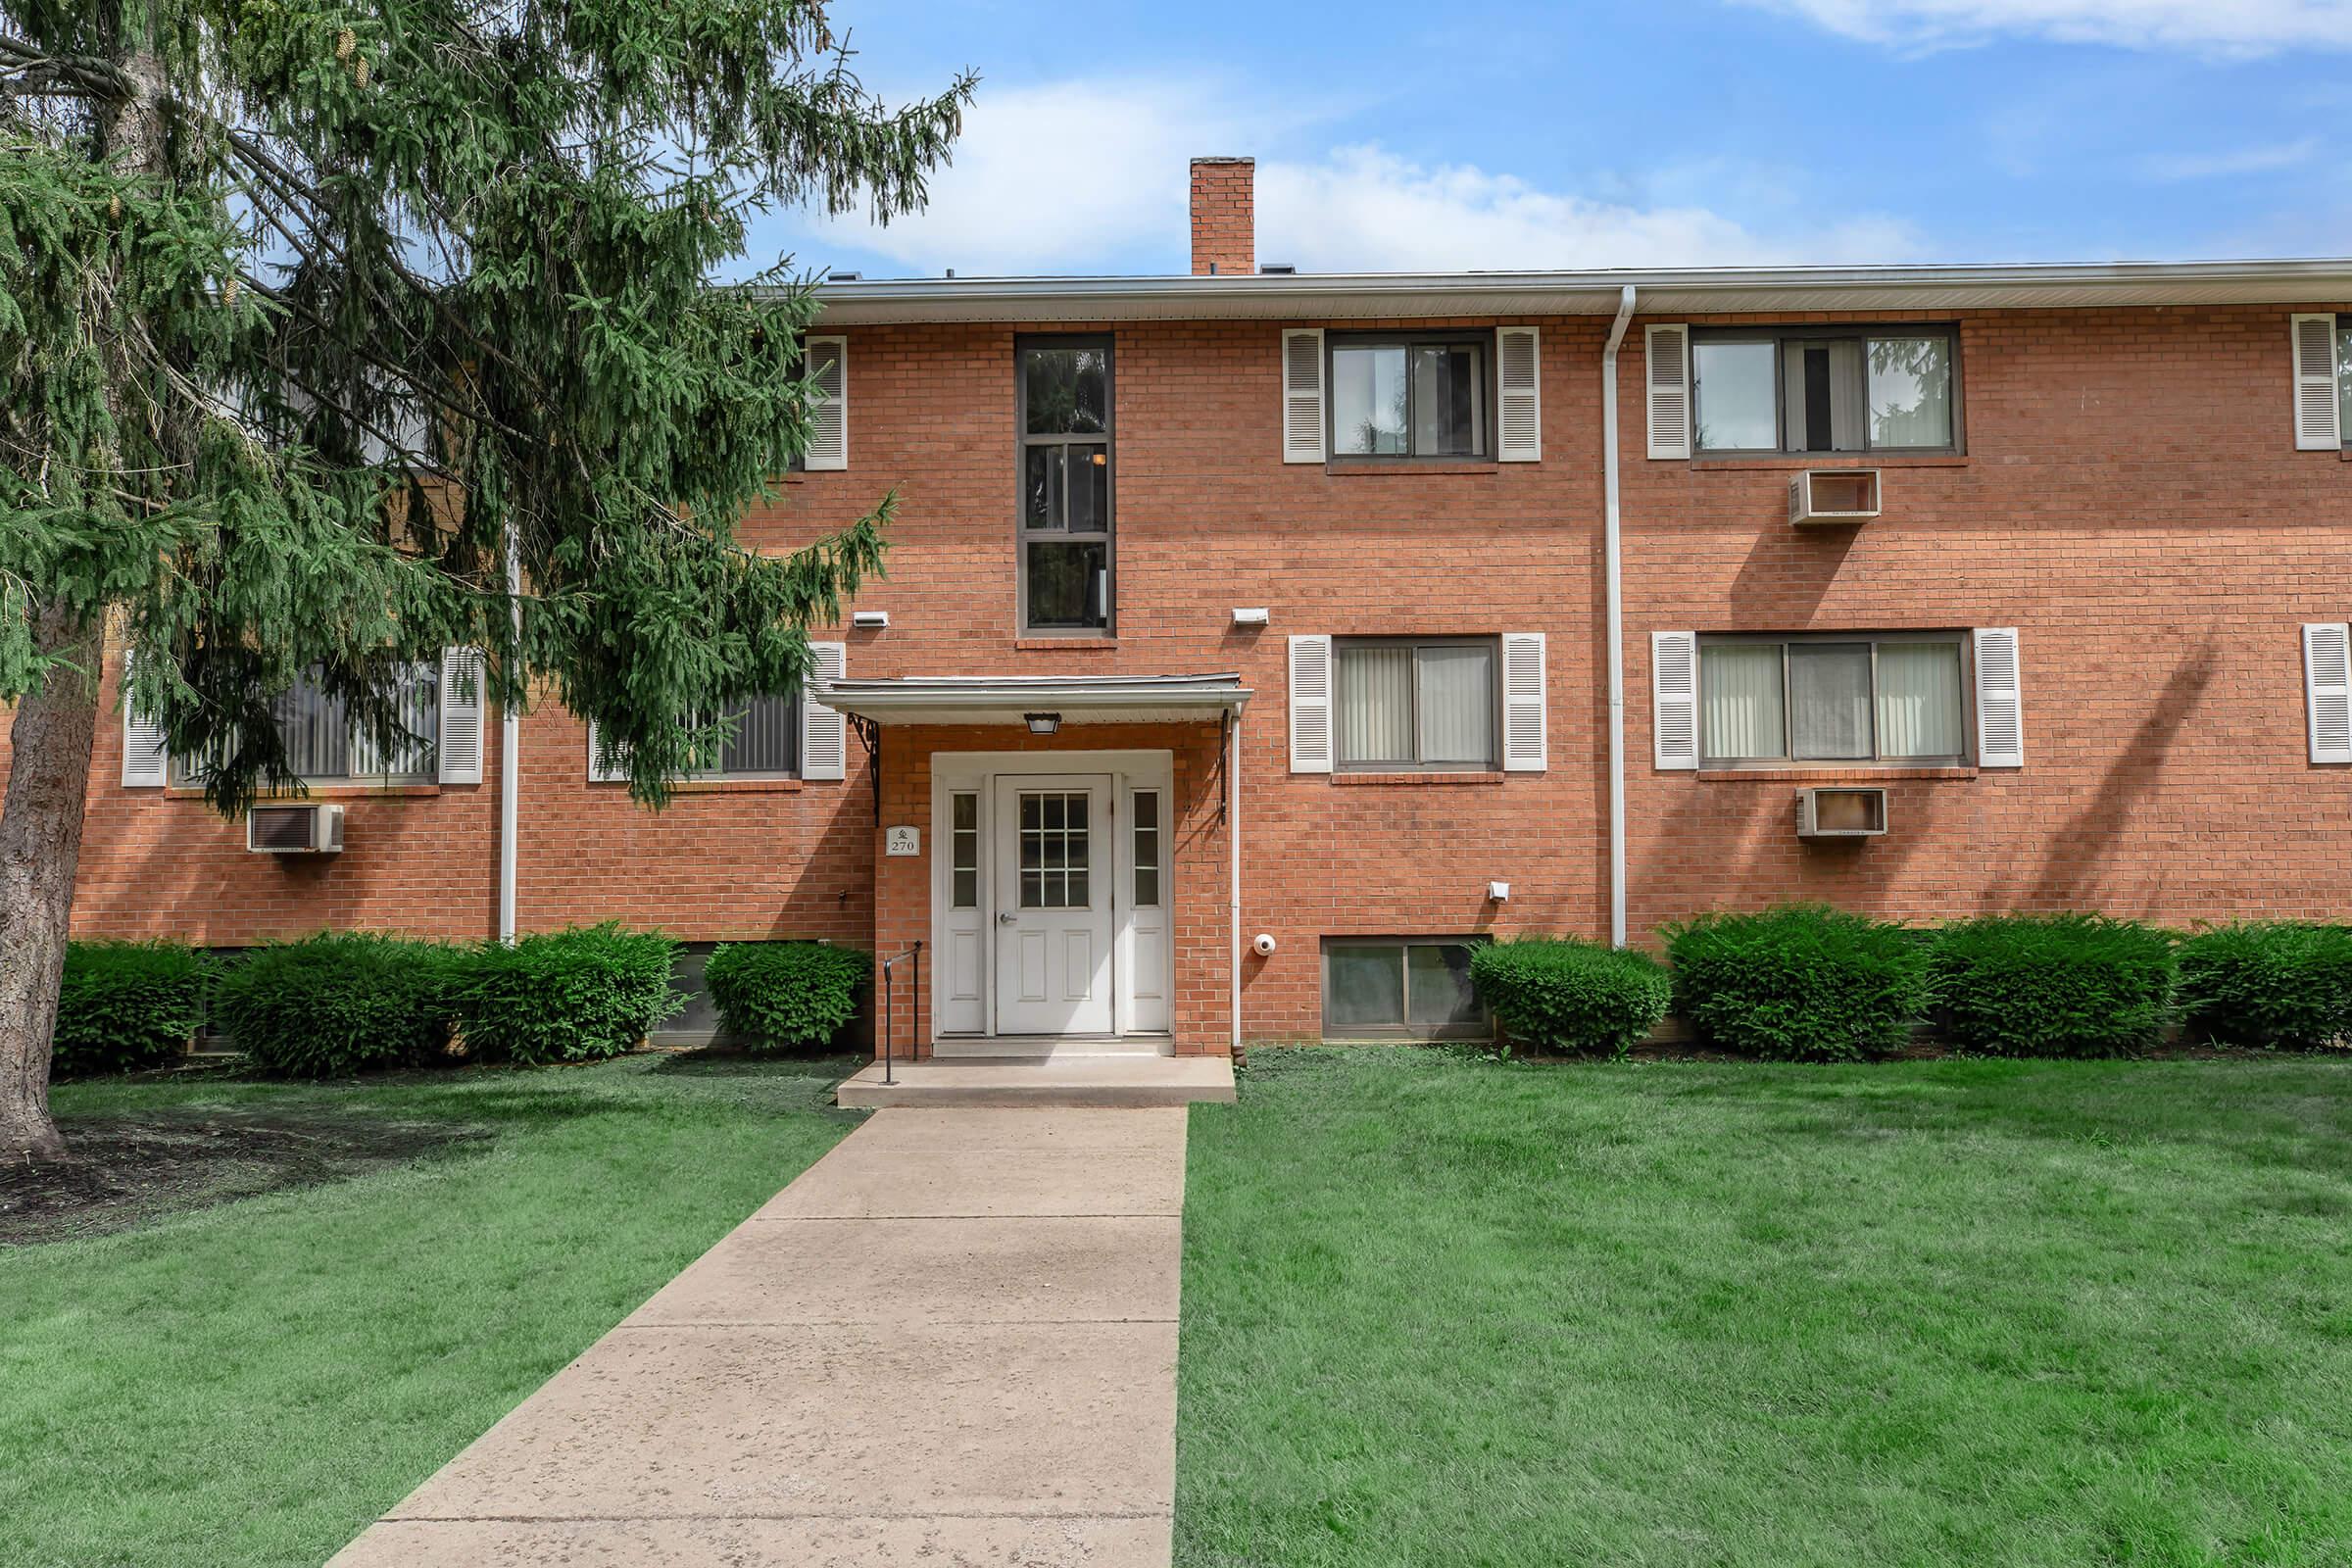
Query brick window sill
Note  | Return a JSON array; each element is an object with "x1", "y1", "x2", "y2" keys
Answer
[
  {"x1": 1014, "y1": 637, "x2": 1118, "y2": 651},
  {"x1": 166, "y1": 783, "x2": 442, "y2": 800},
  {"x1": 1695, "y1": 766, "x2": 1978, "y2": 782},
  {"x1": 1332, "y1": 770, "x2": 1509, "y2": 786},
  {"x1": 1324, "y1": 460, "x2": 1499, "y2": 477},
  {"x1": 1688, "y1": 453, "x2": 1968, "y2": 471}
]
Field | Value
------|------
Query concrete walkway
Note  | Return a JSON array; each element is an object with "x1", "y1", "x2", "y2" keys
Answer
[{"x1": 328, "y1": 1107, "x2": 1189, "y2": 1567}]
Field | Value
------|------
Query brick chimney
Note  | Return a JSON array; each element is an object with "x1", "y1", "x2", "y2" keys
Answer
[{"x1": 1190, "y1": 157, "x2": 1255, "y2": 276}]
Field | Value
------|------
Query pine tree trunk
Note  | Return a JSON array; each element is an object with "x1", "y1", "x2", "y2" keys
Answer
[
  {"x1": 0, "y1": 40, "x2": 172, "y2": 1163},
  {"x1": 0, "y1": 606, "x2": 100, "y2": 1163}
]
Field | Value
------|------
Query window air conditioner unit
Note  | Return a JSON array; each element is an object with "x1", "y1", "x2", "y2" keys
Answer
[
  {"x1": 1794, "y1": 786, "x2": 1886, "y2": 839},
  {"x1": 1788, "y1": 468, "x2": 1881, "y2": 527},
  {"x1": 247, "y1": 803, "x2": 345, "y2": 855}
]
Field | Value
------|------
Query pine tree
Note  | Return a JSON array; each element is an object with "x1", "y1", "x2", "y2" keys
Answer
[{"x1": 0, "y1": 0, "x2": 970, "y2": 1158}]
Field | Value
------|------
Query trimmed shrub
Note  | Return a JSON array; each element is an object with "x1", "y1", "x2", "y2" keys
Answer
[
  {"x1": 449, "y1": 924, "x2": 680, "y2": 1065},
  {"x1": 2178, "y1": 922, "x2": 2352, "y2": 1051},
  {"x1": 1930, "y1": 913, "x2": 2176, "y2": 1057},
  {"x1": 1663, "y1": 905, "x2": 1929, "y2": 1062},
  {"x1": 703, "y1": 941, "x2": 870, "y2": 1051},
  {"x1": 52, "y1": 941, "x2": 218, "y2": 1077},
  {"x1": 213, "y1": 933, "x2": 460, "y2": 1077},
  {"x1": 1469, "y1": 938, "x2": 1671, "y2": 1056}
]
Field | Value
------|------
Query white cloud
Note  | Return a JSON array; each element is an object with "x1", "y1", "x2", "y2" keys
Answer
[
  {"x1": 800, "y1": 79, "x2": 1923, "y2": 275},
  {"x1": 2143, "y1": 137, "x2": 2320, "y2": 179},
  {"x1": 1743, "y1": 0, "x2": 2352, "y2": 54},
  {"x1": 1257, "y1": 146, "x2": 1921, "y2": 271}
]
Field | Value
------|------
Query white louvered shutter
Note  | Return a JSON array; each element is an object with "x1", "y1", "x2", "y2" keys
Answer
[
  {"x1": 1288, "y1": 634, "x2": 1333, "y2": 772},
  {"x1": 120, "y1": 650, "x2": 168, "y2": 788},
  {"x1": 2292, "y1": 315, "x2": 2342, "y2": 452},
  {"x1": 1282, "y1": 328, "x2": 1325, "y2": 464},
  {"x1": 1651, "y1": 631, "x2": 1697, "y2": 770},
  {"x1": 586, "y1": 721, "x2": 629, "y2": 783},
  {"x1": 2304, "y1": 623, "x2": 2352, "y2": 763},
  {"x1": 801, "y1": 640, "x2": 848, "y2": 781},
  {"x1": 1501, "y1": 632, "x2": 1546, "y2": 770},
  {"x1": 1497, "y1": 327, "x2": 1542, "y2": 463},
  {"x1": 1645, "y1": 324, "x2": 1691, "y2": 460},
  {"x1": 437, "y1": 647, "x2": 485, "y2": 784},
  {"x1": 803, "y1": 335, "x2": 848, "y2": 470},
  {"x1": 1973, "y1": 627, "x2": 2025, "y2": 768}
]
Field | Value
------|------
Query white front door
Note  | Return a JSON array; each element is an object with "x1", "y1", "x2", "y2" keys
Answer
[{"x1": 993, "y1": 774, "x2": 1115, "y2": 1035}]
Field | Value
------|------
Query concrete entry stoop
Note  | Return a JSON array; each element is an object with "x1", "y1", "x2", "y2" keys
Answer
[
  {"x1": 326, "y1": 1106, "x2": 1192, "y2": 1568},
  {"x1": 837, "y1": 1053, "x2": 1236, "y2": 1108}
]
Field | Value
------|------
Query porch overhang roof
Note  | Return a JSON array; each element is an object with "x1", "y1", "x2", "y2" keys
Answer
[{"x1": 818, "y1": 672, "x2": 1251, "y2": 726}]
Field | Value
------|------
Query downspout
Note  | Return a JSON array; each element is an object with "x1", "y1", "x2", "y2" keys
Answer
[
  {"x1": 1602, "y1": 285, "x2": 1637, "y2": 949},
  {"x1": 1228, "y1": 706, "x2": 1243, "y2": 1054},
  {"x1": 497, "y1": 525, "x2": 521, "y2": 945}
]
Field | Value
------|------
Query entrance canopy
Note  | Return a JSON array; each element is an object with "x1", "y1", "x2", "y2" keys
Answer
[{"x1": 819, "y1": 672, "x2": 1251, "y2": 726}]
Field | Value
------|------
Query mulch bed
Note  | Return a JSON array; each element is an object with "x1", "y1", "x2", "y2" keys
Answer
[{"x1": 1, "y1": 1106, "x2": 487, "y2": 1246}]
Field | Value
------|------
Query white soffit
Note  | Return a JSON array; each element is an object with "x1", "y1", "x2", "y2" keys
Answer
[
  {"x1": 798, "y1": 259, "x2": 2352, "y2": 325},
  {"x1": 821, "y1": 673, "x2": 1252, "y2": 726}
]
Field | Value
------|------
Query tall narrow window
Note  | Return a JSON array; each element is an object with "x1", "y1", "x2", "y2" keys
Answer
[
  {"x1": 1132, "y1": 790, "x2": 1161, "y2": 908},
  {"x1": 950, "y1": 792, "x2": 980, "y2": 909},
  {"x1": 1018, "y1": 337, "x2": 1113, "y2": 632}
]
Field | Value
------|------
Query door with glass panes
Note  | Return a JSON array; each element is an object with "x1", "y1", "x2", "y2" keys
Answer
[{"x1": 993, "y1": 774, "x2": 1115, "y2": 1034}]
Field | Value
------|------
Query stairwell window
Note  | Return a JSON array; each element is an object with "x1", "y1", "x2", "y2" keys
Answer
[
  {"x1": 1335, "y1": 637, "x2": 1499, "y2": 770},
  {"x1": 1692, "y1": 327, "x2": 1959, "y2": 455},
  {"x1": 1329, "y1": 332, "x2": 1491, "y2": 459},
  {"x1": 1018, "y1": 335, "x2": 1113, "y2": 632},
  {"x1": 1699, "y1": 633, "x2": 1969, "y2": 766}
]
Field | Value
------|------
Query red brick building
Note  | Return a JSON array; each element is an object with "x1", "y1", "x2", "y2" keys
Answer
[{"x1": 21, "y1": 158, "x2": 2352, "y2": 1058}]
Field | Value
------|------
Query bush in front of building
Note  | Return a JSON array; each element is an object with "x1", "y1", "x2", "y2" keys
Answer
[
  {"x1": 448, "y1": 924, "x2": 681, "y2": 1065},
  {"x1": 702, "y1": 941, "x2": 870, "y2": 1051},
  {"x1": 51, "y1": 941, "x2": 219, "y2": 1078},
  {"x1": 1663, "y1": 905, "x2": 1930, "y2": 1062},
  {"x1": 1469, "y1": 937, "x2": 1671, "y2": 1057},
  {"x1": 1929, "y1": 913, "x2": 2177, "y2": 1057},
  {"x1": 2177, "y1": 921, "x2": 2352, "y2": 1052},
  {"x1": 213, "y1": 933, "x2": 461, "y2": 1077}
]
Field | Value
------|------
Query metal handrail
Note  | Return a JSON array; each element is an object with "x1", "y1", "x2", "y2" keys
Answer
[{"x1": 875, "y1": 941, "x2": 923, "y2": 1086}]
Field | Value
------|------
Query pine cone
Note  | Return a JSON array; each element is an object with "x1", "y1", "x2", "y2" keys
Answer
[{"x1": 336, "y1": 27, "x2": 354, "y2": 60}]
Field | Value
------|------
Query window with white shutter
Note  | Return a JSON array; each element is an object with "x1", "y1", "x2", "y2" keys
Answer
[
  {"x1": 1501, "y1": 632, "x2": 1545, "y2": 770},
  {"x1": 803, "y1": 335, "x2": 848, "y2": 470},
  {"x1": 1497, "y1": 327, "x2": 1541, "y2": 463},
  {"x1": 1282, "y1": 328, "x2": 1325, "y2": 464},
  {"x1": 586, "y1": 721, "x2": 630, "y2": 783},
  {"x1": 437, "y1": 647, "x2": 485, "y2": 784},
  {"x1": 2291, "y1": 314, "x2": 2343, "y2": 452},
  {"x1": 1288, "y1": 634, "x2": 1333, "y2": 772},
  {"x1": 1651, "y1": 631, "x2": 1698, "y2": 769},
  {"x1": 801, "y1": 640, "x2": 848, "y2": 781},
  {"x1": 2304, "y1": 623, "x2": 2352, "y2": 763},
  {"x1": 120, "y1": 651, "x2": 168, "y2": 788},
  {"x1": 1973, "y1": 627, "x2": 2024, "y2": 768},
  {"x1": 1645, "y1": 324, "x2": 1691, "y2": 460}
]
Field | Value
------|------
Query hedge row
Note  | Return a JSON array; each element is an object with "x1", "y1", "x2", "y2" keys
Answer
[
  {"x1": 51, "y1": 930, "x2": 868, "y2": 1080},
  {"x1": 1473, "y1": 909, "x2": 2352, "y2": 1058}
]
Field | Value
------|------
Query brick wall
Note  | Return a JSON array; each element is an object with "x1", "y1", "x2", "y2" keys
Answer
[
  {"x1": 1189, "y1": 157, "x2": 1254, "y2": 276},
  {"x1": 22, "y1": 297, "x2": 2352, "y2": 1044}
]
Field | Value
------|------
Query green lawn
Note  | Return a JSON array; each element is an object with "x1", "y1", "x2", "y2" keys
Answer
[
  {"x1": 1178, "y1": 1048, "x2": 2352, "y2": 1568},
  {"x1": 0, "y1": 1054, "x2": 860, "y2": 1568}
]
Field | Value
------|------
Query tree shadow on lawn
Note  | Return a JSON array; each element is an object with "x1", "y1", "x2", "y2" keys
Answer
[{"x1": 0, "y1": 1105, "x2": 491, "y2": 1247}]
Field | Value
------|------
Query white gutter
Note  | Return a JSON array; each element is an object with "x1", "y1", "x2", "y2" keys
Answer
[
  {"x1": 497, "y1": 526, "x2": 520, "y2": 945},
  {"x1": 1228, "y1": 710, "x2": 1243, "y2": 1054},
  {"x1": 1602, "y1": 285, "x2": 1637, "y2": 949}
]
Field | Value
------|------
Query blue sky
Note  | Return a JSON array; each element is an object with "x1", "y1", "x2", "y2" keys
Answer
[{"x1": 746, "y1": 0, "x2": 2352, "y2": 280}]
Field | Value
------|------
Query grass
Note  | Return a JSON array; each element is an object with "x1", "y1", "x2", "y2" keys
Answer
[
  {"x1": 1177, "y1": 1047, "x2": 2352, "y2": 1568},
  {"x1": 0, "y1": 1054, "x2": 861, "y2": 1568}
]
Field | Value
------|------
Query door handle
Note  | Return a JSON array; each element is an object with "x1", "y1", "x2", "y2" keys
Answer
[{"x1": 998, "y1": 911, "x2": 1017, "y2": 925}]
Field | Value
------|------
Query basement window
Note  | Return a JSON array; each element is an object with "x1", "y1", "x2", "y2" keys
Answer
[{"x1": 1322, "y1": 937, "x2": 1491, "y2": 1041}]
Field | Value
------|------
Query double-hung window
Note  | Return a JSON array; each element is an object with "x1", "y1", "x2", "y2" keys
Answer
[
  {"x1": 1335, "y1": 637, "x2": 1500, "y2": 770},
  {"x1": 1329, "y1": 331, "x2": 1491, "y2": 459},
  {"x1": 1692, "y1": 326, "x2": 1959, "y2": 455},
  {"x1": 1322, "y1": 937, "x2": 1490, "y2": 1040},
  {"x1": 1699, "y1": 633, "x2": 1969, "y2": 766},
  {"x1": 1018, "y1": 336, "x2": 1113, "y2": 632}
]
